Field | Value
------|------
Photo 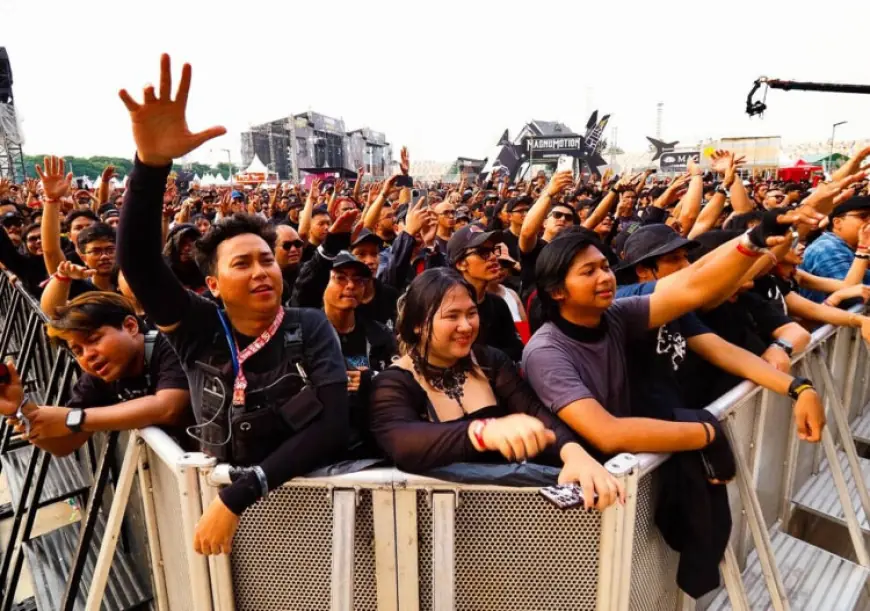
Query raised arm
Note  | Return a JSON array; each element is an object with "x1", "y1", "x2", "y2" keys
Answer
[
  {"x1": 363, "y1": 175, "x2": 398, "y2": 230},
  {"x1": 35, "y1": 156, "x2": 73, "y2": 275},
  {"x1": 519, "y1": 171, "x2": 572, "y2": 253},
  {"x1": 116, "y1": 54, "x2": 226, "y2": 331},
  {"x1": 648, "y1": 210, "x2": 814, "y2": 329},
  {"x1": 298, "y1": 178, "x2": 320, "y2": 241},
  {"x1": 677, "y1": 160, "x2": 704, "y2": 236},
  {"x1": 582, "y1": 184, "x2": 619, "y2": 230},
  {"x1": 97, "y1": 165, "x2": 116, "y2": 206}
]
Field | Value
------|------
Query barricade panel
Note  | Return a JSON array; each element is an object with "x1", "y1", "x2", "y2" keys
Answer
[
  {"x1": 147, "y1": 448, "x2": 196, "y2": 611},
  {"x1": 415, "y1": 487, "x2": 602, "y2": 611},
  {"x1": 628, "y1": 473, "x2": 679, "y2": 611}
]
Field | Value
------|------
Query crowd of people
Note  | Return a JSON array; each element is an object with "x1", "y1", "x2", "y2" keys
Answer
[{"x1": 0, "y1": 54, "x2": 869, "y2": 595}]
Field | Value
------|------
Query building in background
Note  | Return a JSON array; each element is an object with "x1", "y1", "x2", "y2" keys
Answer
[{"x1": 240, "y1": 111, "x2": 391, "y2": 181}]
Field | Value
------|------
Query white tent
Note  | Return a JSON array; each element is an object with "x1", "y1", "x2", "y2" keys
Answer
[
  {"x1": 93, "y1": 176, "x2": 102, "y2": 189},
  {"x1": 242, "y1": 155, "x2": 269, "y2": 175},
  {"x1": 215, "y1": 174, "x2": 228, "y2": 186},
  {"x1": 201, "y1": 173, "x2": 215, "y2": 186},
  {"x1": 193, "y1": 173, "x2": 202, "y2": 185},
  {"x1": 777, "y1": 152, "x2": 795, "y2": 167}
]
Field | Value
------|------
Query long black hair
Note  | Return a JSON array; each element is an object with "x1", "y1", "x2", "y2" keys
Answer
[{"x1": 396, "y1": 267, "x2": 480, "y2": 378}]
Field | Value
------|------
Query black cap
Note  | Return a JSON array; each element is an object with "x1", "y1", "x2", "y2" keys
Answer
[
  {"x1": 285, "y1": 197, "x2": 303, "y2": 209},
  {"x1": 351, "y1": 228, "x2": 382, "y2": 248},
  {"x1": 506, "y1": 195, "x2": 533, "y2": 212},
  {"x1": 101, "y1": 208, "x2": 120, "y2": 219},
  {"x1": 332, "y1": 251, "x2": 372, "y2": 277},
  {"x1": 831, "y1": 196, "x2": 870, "y2": 219},
  {"x1": 447, "y1": 224, "x2": 502, "y2": 265},
  {"x1": 617, "y1": 224, "x2": 698, "y2": 270},
  {"x1": 1, "y1": 211, "x2": 23, "y2": 227}
]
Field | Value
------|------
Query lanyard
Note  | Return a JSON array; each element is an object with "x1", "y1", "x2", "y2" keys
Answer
[{"x1": 217, "y1": 308, "x2": 285, "y2": 406}]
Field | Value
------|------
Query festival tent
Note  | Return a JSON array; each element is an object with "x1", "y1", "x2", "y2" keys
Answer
[
  {"x1": 201, "y1": 173, "x2": 216, "y2": 186},
  {"x1": 777, "y1": 158, "x2": 823, "y2": 182},
  {"x1": 235, "y1": 155, "x2": 277, "y2": 184},
  {"x1": 214, "y1": 174, "x2": 228, "y2": 186}
]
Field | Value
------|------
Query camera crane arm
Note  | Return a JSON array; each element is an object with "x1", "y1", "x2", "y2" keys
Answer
[{"x1": 746, "y1": 77, "x2": 870, "y2": 116}]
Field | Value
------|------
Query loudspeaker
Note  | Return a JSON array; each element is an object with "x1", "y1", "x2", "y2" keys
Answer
[{"x1": 0, "y1": 48, "x2": 12, "y2": 104}]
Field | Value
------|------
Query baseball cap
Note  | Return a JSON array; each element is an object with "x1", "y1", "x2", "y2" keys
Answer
[
  {"x1": 1, "y1": 211, "x2": 23, "y2": 227},
  {"x1": 617, "y1": 224, "x2": 698, "y2": 270},
  {"x1": 506, "y1": 195, "x2": 533, "y2": 213},
  {"x1": 231, "y1": 190, "x2": 244, "y2": 200},
  {"x1": 446, "y1": 224, "x2": 502, "y2": 265},
  {"x1": 351, "y1": 228, "x2": 383, "y2": 248},
  {"x1": 830, "y1": 196, "x2": 870, "y2": 219},
  {"x1": 331, "y1": 251, "x2": 372, "y2": 277}
]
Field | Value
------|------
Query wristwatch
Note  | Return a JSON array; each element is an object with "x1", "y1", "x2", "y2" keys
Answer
[
  {"x1": 716, "y1": 183, "x2": 729, "y2": 196},
  {"x1": 788, "y1": 376, "x2": 814, "y2": 400},
  {"x1": 772, "y1": 338, "x2": 794, "y2": 356},
  {"x1": 65, "y1": 408, "x2": 86, "y2": 433}
]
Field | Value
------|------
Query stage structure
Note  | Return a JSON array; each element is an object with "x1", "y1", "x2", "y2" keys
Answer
[
  {"x1": 0, "y1": 48, "x2": 25, "y2": 183},
  {"x1": 480, "y1": 111, "x2": 611, "y2": 181}
]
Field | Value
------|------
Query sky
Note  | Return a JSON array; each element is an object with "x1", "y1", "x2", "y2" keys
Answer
[{"x1": 3, "y1": 0, "x2": 870, "y2": 168}]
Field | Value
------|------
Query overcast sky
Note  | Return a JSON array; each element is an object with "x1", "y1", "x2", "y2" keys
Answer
[{"x1": 3, "y1": 0, "x2": 870, "y2": 167}]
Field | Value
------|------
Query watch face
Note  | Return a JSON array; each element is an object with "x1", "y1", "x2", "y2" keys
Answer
[{"x1": 67, "y1": 409, "x2": 82, "y2": 427}]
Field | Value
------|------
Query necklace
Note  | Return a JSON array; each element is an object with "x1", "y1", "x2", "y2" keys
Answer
[{"x1": 411, "y1": 353, "x2": 470, "y2": 411}]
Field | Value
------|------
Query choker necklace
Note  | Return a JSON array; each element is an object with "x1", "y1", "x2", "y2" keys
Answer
[{"x1": 411, "y1": 352, "x2": 471, "y2": 410}]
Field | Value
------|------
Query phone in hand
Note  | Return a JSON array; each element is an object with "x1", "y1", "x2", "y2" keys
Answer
[
  {"x1": 539, "y1": 484, "x2": 596, "y2": 510},
  {"x1": 395, "y1": 175, "x2": 413, "y2": 188},
  {"x1": 556, "y1": 155, "x2": 575, "y2": 178}
]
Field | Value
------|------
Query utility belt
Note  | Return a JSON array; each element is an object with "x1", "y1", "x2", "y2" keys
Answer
[{"x1": 186, "y1": 308, "x2": 324, "y2": 465}]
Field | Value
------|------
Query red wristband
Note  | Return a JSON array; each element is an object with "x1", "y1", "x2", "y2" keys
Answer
[
  {"x1": 471, "y1": 418, "x2": 495, "y2": 451},
  {"x1": 53, "y1": 273, "x2": 71, "y2": 283},
  {"x1": 736, "y1": 243, "x2": 761, "y2": 258}
]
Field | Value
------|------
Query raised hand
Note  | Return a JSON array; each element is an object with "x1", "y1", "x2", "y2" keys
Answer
[
  {"x1": 405, "y1": 197, "x2": 435, "y2": 236},
  {"x1": 329, "y1": 209, "x2": 359, "y2": 234},
  {"x1": 687, "y1": 158, "x2": 703, "y2": 177},
  {"x1": 833, "y1": 146, "x2": 870, "y2": 182},
  {"x1": 380, "y1": 174, "x2": 399, "y2": 197},
  {"x1": 118, "y1": 54, "x2": 227, "y2": 166},
  {"x1": 35, "y1": 156, "x2": 73, "y2": 201},
  {"x1": 58, "y1": 260, "x2": 96, "y2": 281},
  {"x1": 0, "y1": 178, "x2": 11, "y2": 199},
  {"x1": 24, "y1": 178, "x2": 40, "y2": 196},
  {"x1": 710, "y1": 150, "x2": 733, "y2": 175},
  {"x1": 547, "y1": 170, "x2": 574, "y2": 197},
  {"x1": 101, "y1": 165, "x2": 118, "y2": 182},
  {"x1": 800, "y1": 170, "x2": 868, "y2": 218},
  {"x1": 400, "y1": 147, "x2": 410, "y2": 176}
]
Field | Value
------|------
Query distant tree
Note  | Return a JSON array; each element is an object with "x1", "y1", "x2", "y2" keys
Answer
[{"x1": 22, "y1": 154, "x2": 224, "y2": 182}]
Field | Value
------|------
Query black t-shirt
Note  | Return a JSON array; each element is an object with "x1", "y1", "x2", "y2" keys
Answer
[
  {"x1": 67, "y1": 334, "x2": 189, "y2": 408},
  {"x1": 62, "y1": 240, "x2": 85, "y2": 267},
  {"x1": 339, "y1": 323, "x2": 370, "y2": 371},
  {"x1": 520, "y1": 240, "x2": 546, "y2": 302},
  {"x1": 681, "y1": 291, "x2": 793, "y2": 408},
  {"x1": 357, "y1": 280, "x2": 399, "y2": 330},
  {"x1": 68, "y1": 278, "x2": 100, "y2": 300},
  {"x1": 617, "y1": 282, "x2": 711, "y2": 418},
  {"x1": 752, "y1": 274, "x2": 795, "y2": 317},
  {"x1": 501, "y1": 229, "x2": 522, "y2": 262},
  {"x1": 477, "y1": 292, "x2": 524, "y2": 362}
]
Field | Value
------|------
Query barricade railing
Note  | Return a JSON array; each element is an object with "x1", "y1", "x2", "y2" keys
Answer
[{"x1": 4, "y1": 266, "x2": 870, "y2": 610}]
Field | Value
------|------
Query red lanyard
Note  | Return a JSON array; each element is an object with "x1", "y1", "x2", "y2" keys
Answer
[{"x1": 231, "y1": 308, "x2": 285, "y2": 406}]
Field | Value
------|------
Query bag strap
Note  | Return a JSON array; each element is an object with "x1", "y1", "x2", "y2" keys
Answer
[{"x1": 143, "y1": 330, "x2": 158, "y2": 367}]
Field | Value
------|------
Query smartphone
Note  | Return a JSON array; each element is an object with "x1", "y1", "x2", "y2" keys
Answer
[
  {"x1": 556, "y1": 155, "x2": 575, "y2": 177},
  {"x1": 395, "y1": 175, "x2": 413, "y2": 188},
  {"x1": 539, "y1": 484, "x2": 596, "y2": 510}
]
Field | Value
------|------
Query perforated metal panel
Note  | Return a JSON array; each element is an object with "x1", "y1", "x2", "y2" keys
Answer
[
  {"x1": 148, "y1": 449, "x2": 196, "y2": 611},
  {"x1": 417, "y1": 488, "x2": 602, "y2": 611},
  {"x1": 629, "y1": 474, "x2": 680, "y2": 611},
  {"x1": 230, "y1": 486, "x2": 377, "y2": 611}
]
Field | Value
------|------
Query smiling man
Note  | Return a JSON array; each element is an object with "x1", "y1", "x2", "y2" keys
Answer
[{"x1": 116, "y1": 54, "x2": 350, "y2": 556}]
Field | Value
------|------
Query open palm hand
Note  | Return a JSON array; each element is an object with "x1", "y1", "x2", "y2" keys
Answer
[{"x1": 119, "y1": 54, "x2": 226, "y2": 167}]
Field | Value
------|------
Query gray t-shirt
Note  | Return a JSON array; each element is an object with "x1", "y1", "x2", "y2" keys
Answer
[{"x1": 522, "y1": 296, "x2": 651, "y2": 418}]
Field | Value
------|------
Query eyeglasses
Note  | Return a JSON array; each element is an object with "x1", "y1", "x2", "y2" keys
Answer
[
  {"x1": 26, "y1": 235, "x2": 41, "y2": 243},
  {"x1": 440, "y1": 211, "x2": 456, "y2": 218},
  {"x1": 467, "y1": 246, "x2": 497, "y2": 260},
  {"x1": 511, "y1": 208, "x2": 529, "y2": 215},
  {"x1": 549, "y1": 211, "x2": 574, "y2": 222},
  {"x1": 331, "y1": 272, "x2": 367, "y2": 287},
  {"x1": 84, "y1": 246, "x2": 116, "y2": 257},
  {"x1": 281, "y1": 239, "x2": 304, "y2": 250}
]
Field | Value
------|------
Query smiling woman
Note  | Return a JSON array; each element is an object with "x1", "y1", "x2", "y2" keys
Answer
[{"x1": 367, "y1": 268, "x2": 624, "y2": 511}]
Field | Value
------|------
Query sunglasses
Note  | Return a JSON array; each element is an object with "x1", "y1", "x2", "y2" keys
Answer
[
  {"x1": 549, "y1": 211, "x2": 574, "y2": 221},
  {"x1": 511, "y1": 208, "x2": 529, "y2": 215},
  {"x1": 26, "y1": 235, "x2": 41, "y2": 243},
  {"x1": 281, "y1": 239, "x2": 304, "y2": 250},
  {"x1": 467, "y1": 246, "x2": 497, "y2": 260}
]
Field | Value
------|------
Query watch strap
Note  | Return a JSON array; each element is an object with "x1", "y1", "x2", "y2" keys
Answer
[
  {"x1": 66, "y1": 408, "x2": 85, "y2": 433},
  {"x1": 773, "y1": 338, "x2": 794, "y2": 356},
  {"x1": 788, "y1": 377, "x2": 813, "y2": 401}
]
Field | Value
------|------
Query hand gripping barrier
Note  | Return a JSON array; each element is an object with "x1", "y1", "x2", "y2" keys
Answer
[{"x1": 4, "y1": 266, "x2": 870, "y2": 610}]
